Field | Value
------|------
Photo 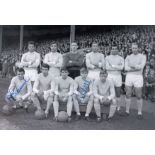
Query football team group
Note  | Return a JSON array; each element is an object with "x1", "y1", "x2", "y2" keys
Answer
[{"x1": 4, "y1": 40, "x2": 146, "y2": 122}]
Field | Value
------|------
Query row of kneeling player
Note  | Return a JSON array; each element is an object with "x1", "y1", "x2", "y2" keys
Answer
[{"x1": 5, "y1": 66, "x2": 116, "y2": 122}]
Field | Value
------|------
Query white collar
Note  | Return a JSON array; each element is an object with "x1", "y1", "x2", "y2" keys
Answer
[
  {"x1": 28, "y1": 51, "x2": 35, "y2": 54},
  {"x1": 50, "y1": 52, "x2": 57, "y2": 54}
]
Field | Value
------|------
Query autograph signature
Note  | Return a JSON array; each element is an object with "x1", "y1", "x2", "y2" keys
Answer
[
  {"x1": 79, "y1": 80, "x2": 91, "y2": 99},
  {"x1": 6, "y1": 79, "x2": 29, "y2": 101}
]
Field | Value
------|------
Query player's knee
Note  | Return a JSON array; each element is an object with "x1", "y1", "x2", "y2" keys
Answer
[
  {"x1": 54, "y1": 95, "x2": 58, "y2": 101},
  {"x1": 115, "y1": 87, "x2": 121, "y2": 97},
  {"x1": 136, "y1": 94, "x2": 142, "y2": 100},
  {"x1": 111, "y1": 98, "x2": 117, "y2": 106},
  {"x1": 88, "y1": 98, "x2": 94, "y2": 107},
  {"x1": 53, "y1": 100, "x2": 59, "y2": 106},
  {"x1": 5, "y1": 94, "x2": 8, "y2": 100},
  {"x1": 73, "y1": 98, "x2": 78, "y2": 105},
  {"x1": 126, "y1": 91, "x2": 132, "y2": 98},
  {"x1": 126, "y1": 95, "x2": 131, "y2": 99},
  {"x1": 47, "y1": 96, "x2": 53, "y2": 103},
  {"x1": 5, "y1": 94, "x2": 11, "y2": 104},
  {"x1": 31, "y1": 92, "x2": 37, "y2": 99},
  {"x1": 38, "y1": 95, "x2": 44, "y2": 101},
  {"x1": 94, "y1": 101, "x2": 100, "y2": 111},
  {"x1": 89, "y1": 95, "x2": 94, "y2": 101},
  {"x1": 67, "y1": 99, "x2": 73, "y2": 106},
  {"x1": 73, "y1": 100, "x2": 79, "y2": 107},
  {"x1": 135, "y1": 89, "x2": 143, "y2": 99},
  {"x1": 68, "y1": 96, "x2": 72, "y2": 102},
  {"x1": 137, "y1": 96, "x2": 142, "y2": 100},
  {"x1": 72, "y1": 94, "x2": 76, "y2": 97},
  {"x1": 94, "y1": 98, "x2": 100, "y2": 107},
  {"x1": 116, "y1": 92, "x2": 121, "y2": 98},
  {"x1": 72, "y1": 94, "x2": 77, "y2": 100},
  {"x1": 94, "y1": 98, "x2": 99, "y2": 104},
  {"x1": 31, "y1": 91, "x2": 35, "y2": 96},
  {"x1": 50, "y1": 93, "x2": 54, "y2": 98}
]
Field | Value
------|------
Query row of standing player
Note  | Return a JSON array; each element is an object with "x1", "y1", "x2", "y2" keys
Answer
[{"x1": 5, "y1": 41, "x2": 146, "y2": 122}]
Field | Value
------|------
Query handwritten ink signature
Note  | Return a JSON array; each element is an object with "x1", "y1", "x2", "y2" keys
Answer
[
  {"x1": 6, "y1": 79, "x2": 29, "y2": 100},
  {"x1": 79, "y1": 80, "x2": 91, "y2": 99}
]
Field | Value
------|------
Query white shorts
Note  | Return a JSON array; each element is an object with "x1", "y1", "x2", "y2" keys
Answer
[
  {"x1": 88, "y1": 70, "x2": 100, "y2": 81},
  {"x1": 108, "y1": 74, "x2": 122, "y2": 87},
  {"x1": 32, "y1": 91, "x2": 53, "y2": 104},
  {"x1": 125, "y1": 74, "x2": 143, "y2": 88},
  {"x1": 76, "y1": 94, "x2": 90, "y2": 105},
  {"x1": 24, "y1": 69, "x2": 38, "y2": 82}
]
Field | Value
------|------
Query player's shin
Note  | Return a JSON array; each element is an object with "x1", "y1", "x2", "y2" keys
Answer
[
  {"x1": 73, "y1": 96, "x2": 80, "y2": 115},
  {"x1": 109, "y1": 99, "x2": 117, "y2": 118},
  {"x1": 85, "y1": 97, "x2": 93, "y2": 117},
  {"x1": 116, "y1": 97, "x2": 121, "y2": 111},
  {"x1": 137, "y1": 99, "x2": 143, "y2": 115},
  {"x1": 45, "y1": 96, "x2": 53, "y2": 117},
  {"x1": 5, "y1": 94, "x2": 15, "y2": 106},
  {"x1": 31, "y1": 96, "x2": 42, "y2": 111},
  {"x1": 125, "y1": 97, "x2": 131, "y2": 114},
  {"x1": 67, "y1": 96, "x2": 73, "y2": 117},
  {"x1": 94, "y1": 99, "x2": 101, "y2": 117},
  {"x1": 53, "y1": 99, "x2": 59, "y2": 117}
]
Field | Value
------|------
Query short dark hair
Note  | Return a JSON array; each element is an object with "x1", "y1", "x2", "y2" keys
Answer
[
  {"x1": 100, "y1": 69, "x2": 107, "y2": 76},
  {"x1": 60, "y1": 67, "x2": 68, "y2": 72},
  {"x1": 132, "y1": 42, "x2": 138, "y2": 47},
  {"x1": 41, "y1": 63, "x2": 49, "y2": 70},
  {"x1": 17, "y1": 68, "x2": 25, "y2": 73},
  {"x1": 50, "y1": 42, "x2": 57, "y2": 46},
  {"x1": 71, "y1": 42, "x2": 77, "y2": 45},
  {"x1": 111, "y1": 42, "x2": 118, "y2": 48},
  {"x1": 80, "y1": 67, "x2": 88, "y2": 73},
  {"x1": 92, "y1": 42, "x2": 98, "y2": 46},
  {"x1": 28, "y1": 41, "x2": 35, "y2": 46}
]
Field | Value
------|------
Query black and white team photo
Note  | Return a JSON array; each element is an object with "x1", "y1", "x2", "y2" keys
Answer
[{"x1": 0, "y1": 25, "x2": 155, "y2": 130}]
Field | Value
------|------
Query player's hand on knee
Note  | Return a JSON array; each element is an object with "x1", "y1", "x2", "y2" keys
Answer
[
  {"x1": 69, "y1": 60, "x2": 72, "y2": 64},
  {"x1": 86, "y1": 92, "x2": 92, "y2": 96},
  {"x1": 54, "y1": 91, "x2": 59, "y2": 96},
  {"x1": 101, "y1": 96, "x2": 107, "y2": 103},
  {"x1": 74, "y1": 91, "x2": 80, "y2": 96},
  {"x1": 67, "y1": 92, "x2": 72, "y2": 97},
  {"x1": 38, "y1": 90, "x2": 44, "y2": 96},
  {"x1": 105, "y1": 97, "x2": 111, "y2": 103},
  {"x1": 31, "y1": 92, "x2": 36, "y2": 97},
  {"x1": 99, "y1": 96, "x2": 103, "y2": 100},
  {"x1": 28, "y1": 61, "x2": 33, "y2": 65},
  {"x1": 98, "y1": 96, "x2": 103, "y2": 103},
  {"x1": 16, "y1": 96, "x2": 22, "y2": 102},
  {"x1": 62, "y1": 96, "x2": 68, "y2": 102},
  {"x1": 98, "y1": 62, "x2": 102, "y2": 68},
  {"x1": 45, "y1": 110, "x2": 49, "y2": 118},
  {"x1": 50, "y1": 92, "x2": 54, "y2": 97},
  {"x1": 103, "y1": 97, "x2": 111, "y2": 106},
  {"x1": 72, "y1": 94, "x2": 77, "y2": 99}
]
